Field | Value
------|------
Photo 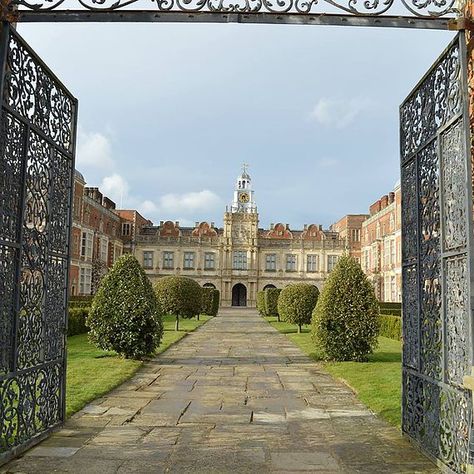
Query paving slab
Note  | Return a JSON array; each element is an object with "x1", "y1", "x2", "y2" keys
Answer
[{"x1": 1, "y1": 308, "x2": 438, "y2": 473}]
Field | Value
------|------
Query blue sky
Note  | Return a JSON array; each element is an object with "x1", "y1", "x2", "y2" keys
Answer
[{"x1": 18, "y1": 22, "x2": 453, "y2": 229}]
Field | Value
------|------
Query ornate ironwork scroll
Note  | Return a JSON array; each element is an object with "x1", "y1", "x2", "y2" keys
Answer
[
  {"x1": 0, "y1": 23, "x2": 77, "y2": 465},
  {"x1": 400, "y1": 33, "x2": 473, "y2": 473},
  {"x1": 1, "y1": 0, "x2": 459, "y2": 26}
]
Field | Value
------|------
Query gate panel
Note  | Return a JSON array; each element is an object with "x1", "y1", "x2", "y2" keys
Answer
[
  {"x1": 400, "y1": 33, "x2": 473, "y2": 473},
  {"x1": 0, "y1": 23, "x2": 77, "y2": 464}
]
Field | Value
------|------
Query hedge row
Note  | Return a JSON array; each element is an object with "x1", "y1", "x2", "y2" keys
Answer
[
  {"x1": 257, "y1": 291, "x2": 266, "y2": 316},
  {"x1": 265, "y1": 289, "x2": 281, "y2": 319},
  {"x1": 68, "y1": 307, "x2": 90, "y2": 336},
  {"x1": 378, "y1": 314, "x2": 402, "y2": 341},
  {"x1": 380, "y1": 302, "x2": 401, "y2": 317},
  {"x1": 69, "y1": 295, "x2": 93, "y2": 308}
]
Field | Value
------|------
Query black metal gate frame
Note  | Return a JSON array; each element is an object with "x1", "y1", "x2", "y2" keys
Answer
[
  {"x1": 0, "y1": 22, "x2": 77, "y2": 466},
  {"x1": 0, "y1": 0, "x2": 467, "y2": 29}
]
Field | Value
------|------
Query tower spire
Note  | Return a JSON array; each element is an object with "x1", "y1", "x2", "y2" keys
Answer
[{"x1": 229, "y1": 164, "x2": 257, "y2": 213}]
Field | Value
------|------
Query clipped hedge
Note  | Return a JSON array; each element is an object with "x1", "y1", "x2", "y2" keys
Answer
[
  {"x1": 69, "y1": 295, "x2": 93, "y2": 308},
  {"x1": 265, "y1": 288, "x2": 281, "y2": 321},
  {"x1": 201, "y1": 287, "x2": 220, "y2": 316},
  {"x1": 379, "y1": 314, "x2": 402, "y2": 341},
  {"x1": 68, "y1": 307, "x2": 90, "y2": 336},
  {"x1": 312, "y1": 255, "x2": 379, "y2": 361},
  {"x1": 278, "y1": 283, "x2": 319, "y2": 333},
  {"x1": 87, "y1": 254, "x2": 163, "y2": 359},
  {"x1": 256, "y1": 291, "x2": 266, "y2": 316},
  {"x1": 155, "y1": 276, "x2": 202, "y2": 330},
  {"x1": 380, "y1": 302, "x2": 401, "y2": 317}
]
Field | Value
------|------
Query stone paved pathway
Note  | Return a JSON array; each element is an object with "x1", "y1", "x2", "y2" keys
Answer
[{"x1": 2, "y1": 309, "x2": 438, "y2": 473}]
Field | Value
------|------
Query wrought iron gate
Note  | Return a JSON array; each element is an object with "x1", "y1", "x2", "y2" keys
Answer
[
  {"x1": 400, "y1": 32, "x2": 473, "y2": 473},
  {"x1": 0, "y1": 23, "x2": 77, "y2": 464}
]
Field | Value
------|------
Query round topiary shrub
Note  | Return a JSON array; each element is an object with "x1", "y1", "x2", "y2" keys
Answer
[
  {"x1": 278, "y1": 283, "x2": 319, "y2": 332},
  {"x1": 265, "y1": 288, "x2": 281, "y2": 321},
  {"x1": 87, "y1": 254, "x2": 163, "y2": 359},
  {"x1": 155, "y1": 276, "x2": 202, "y2": 331},
  {"x1": 312, "y1": 255, "x2": 380, "y2": 361},
  {"x1": 201, "y1": 287, "x2": 220, "y2": 316},
  {"x1": 256, "y1": 291, "x2": 266, "y2": 316}
]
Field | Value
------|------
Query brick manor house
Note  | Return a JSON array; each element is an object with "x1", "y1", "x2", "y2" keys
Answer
[{"x1": 134, "y1": 167, "x2": 345, "y2": 307}]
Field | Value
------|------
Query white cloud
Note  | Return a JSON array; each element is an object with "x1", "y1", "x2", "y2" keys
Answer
[
  {"x1": 76, "y1": 129, "x2": 114, "y2": 169},
  {"x1": 139, "y1": 199, "x2": 158, "y2": 215},
  {"x1": 158, "y1": 190, "x2": 221, "y2": 215},
  {"x1": 100, "y1": 174, "x2": 129, "y2": 207},
  {"x1": 310, "y1": 97, "x2": 374, "y2": 129}
]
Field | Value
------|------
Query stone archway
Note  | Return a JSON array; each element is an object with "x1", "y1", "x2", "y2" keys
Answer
[
  {"x1": 263, "y1": 284, "x2": 276, "y2": 291},
  {"x1": 232, "y1": 283, "x2": 247, "y2": 307}
]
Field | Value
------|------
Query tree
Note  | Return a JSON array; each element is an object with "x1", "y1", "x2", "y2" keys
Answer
[
  {"x1": 154, "y1": 276, "x2": 202, "y2": 331},
  {"x1": 278, "y1": 283, "x2": 319, "y2": 333},
  {"x1": 265, "y1": 288, "x2": 281, "y2": 321},
  {"x1": 256, "y1": 291, "x2": 266, "y2": 316},
  {"x1": 87, "y1": 254, "x2": 163, "y2": 359},
  {"x1": 312, "y1": 255, "x2": 380, "y2": 361}
]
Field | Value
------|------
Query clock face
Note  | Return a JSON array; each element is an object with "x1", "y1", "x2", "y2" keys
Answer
[{"x1": 239, "y1": 192, "x2": 250, "y2": 203}]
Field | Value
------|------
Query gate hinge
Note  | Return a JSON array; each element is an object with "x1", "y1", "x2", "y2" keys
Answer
[{"x1": 448, "y1": 17, "x2": 474, "y2": 32}]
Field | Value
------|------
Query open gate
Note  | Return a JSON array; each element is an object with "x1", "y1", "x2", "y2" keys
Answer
[
  {"x1": 400, "y1": 32, "x2": 474, "y2": 473},
  {"x1": 0, "y1": 23, "x2": 77, "y2": 464}
]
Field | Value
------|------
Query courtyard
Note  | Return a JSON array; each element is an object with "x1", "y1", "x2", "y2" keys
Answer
[{"x1": 3, "y1": 309, "x2": 436, "y2": 473}]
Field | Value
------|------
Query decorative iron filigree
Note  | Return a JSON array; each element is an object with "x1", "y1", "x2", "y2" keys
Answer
[
  {"x1": 0, "y1": 25, "x2": 76, "y2": 464},
  {"x1": 402, "y1": 265, "x2": 418, "y2": 370},
  {"x1": 401, "y1": 32, "x2": 473, "y2": 474},
  {"x1": 441, "y1": 120, "x2": 467, "y2": 251},
  {"x1": 401, "y1": 40, "x2": 462, "y2": 161},
  {"x1": 418, "y1": 141, "x2": 442, "y2": 381},
  {"x1": 445, "y1": 256, "x2": 470, "y2": 387},
  {"x1": 9, "y1": 0, "x2": 458, "y2": 16}
]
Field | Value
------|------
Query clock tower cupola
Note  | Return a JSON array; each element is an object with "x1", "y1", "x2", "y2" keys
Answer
[{"x1": 230, "y1": 164, "x2": 257, "y2": 214}]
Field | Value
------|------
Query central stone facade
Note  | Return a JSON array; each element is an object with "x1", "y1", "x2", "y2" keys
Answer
[{"x1": 134, "y1": 167, "x2": 345, "y2": 307}]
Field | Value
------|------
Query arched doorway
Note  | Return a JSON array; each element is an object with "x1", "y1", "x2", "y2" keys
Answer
[
  {"x1": 232, "y1": 283, "x2": 247, "y2": 307},
  {"x1": 203, "y1": 283, "x2": 216, "y2": 289},
  {"x1": 263, "y1": 284, "x2": 276, "y2": 291}
]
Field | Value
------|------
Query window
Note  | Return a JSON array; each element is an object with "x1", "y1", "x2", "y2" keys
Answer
[
  {"x1": 327, "y1": 255, "x2": 338, "y2": 272},
  {"x1": 390, "y1": 213, "x2": 395, "y2": 231},
  {"x1": 390, "y1": 240, "x2": 395, "y2": 265},
  {"x1": 143, "y1": 251, "x2": 154, "y2": 269},
  {"x1": 163, "y1": 251, "x2": 174, "y2": 269},
  {"x1": 376, "y1": 222, "x2": 381, "y2": 239},
  {"x1": 122, "y1": 222, "x2": 131, "y2": 236},
  {"x1": 307, "y1": 254, "x2": 319, "y2": 272},
  {"x1": 79, "y1": 266, "x2": 92, "y2": 295},
  {"x1": 233, "y1": 251, "x2": 247, "y2": 270},
  {"x1": 100, "y1": 237, "x2": 108, "y2": 262},
  {"x1": 204, "y1": 252, "x2": 215, "y2": 270},
  {"x1": 183, "y1": 252, "x2": 195, "y2": 269},
  {"x1": 384, "y1": 242, "x2": 390, "y2": 267},
  {"x1": 286, "y1": 254, "x2": 297, "y2": 271},
  {"x1": 265, "y1": 254, "x2": 276, "y2": 271},
  {"x1": 81, "y1": 230, "x2": 93, "y2": 259},
  {"x1": 391, "y1": 276, "x2": 397, "y2": 302},
  {"x1": 364, "y1": 250, "x2": 370, "y2": 271},
  {"x1": 351, "y1": 229, "x2": 360, "y2": 242},
  {"x1": 113, "y1": 244, "x2": 122, "y2": 264}
]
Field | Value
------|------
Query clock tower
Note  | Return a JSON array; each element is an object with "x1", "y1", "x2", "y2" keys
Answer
[{"x1": 230, "y1": 164, "x2": 257, "y2": 214}]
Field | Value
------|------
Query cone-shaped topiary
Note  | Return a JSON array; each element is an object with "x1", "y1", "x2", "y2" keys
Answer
[
  {"x1": 265, "y1": 288, "x2": 281, "y2": 321},
  {"x1": 201, "y1": 287, "x2": 220, "y2": 316},
  {"x1": 312, "y1": 255, "x2": 380, "y2": 361},
  {"x1": 278, "y1": 283, "x2": 319, "y2": 333},
  {"x1": 210, "y1": 289, "x2": 220, "y2": 316},
  {"x1": 256, "y1": 291, "x2": 266, "y2": 316},
  {"x1": 87, "y1": 254, "x2": 163, "y2": 359},
  {"x1": 154, "y1": 276, "x2": 202, "y2": 331}
]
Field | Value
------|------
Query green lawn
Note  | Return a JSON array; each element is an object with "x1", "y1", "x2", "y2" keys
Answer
[
  {"x1": 66, "y1": 314, "x2": 211, "y2": 417},
  {"x1": 265, "y1": 316, "x2": 402, "y2": 427}
]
